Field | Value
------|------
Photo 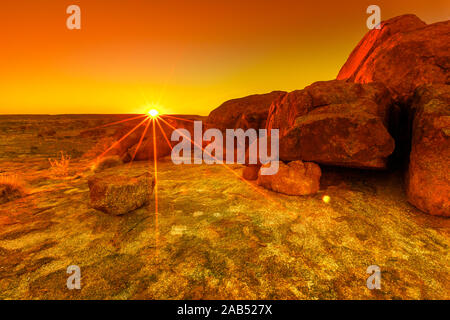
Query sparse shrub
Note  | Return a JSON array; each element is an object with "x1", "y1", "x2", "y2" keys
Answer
[
  {"x1": 48, "y1": 151, "x2": 71, "y2": 177},
  {"x1": 0, "y1": 174, "x2": 26, "y2": 204},
  {"x1": 92, "y1": 155, "x2": 123, "y2": 173}
]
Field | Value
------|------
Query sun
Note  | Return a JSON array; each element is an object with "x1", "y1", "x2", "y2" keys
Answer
[{"x1": 148, "y1": 109, "x2": 159, "y2": 118}]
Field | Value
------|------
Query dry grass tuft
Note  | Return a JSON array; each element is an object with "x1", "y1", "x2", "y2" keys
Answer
[
  {"x1": 48, "y1": 151, "x2": 71, "y2": 176},
  {"x1": 0, "y1": 174, "x2": 26, "y2": 204}
]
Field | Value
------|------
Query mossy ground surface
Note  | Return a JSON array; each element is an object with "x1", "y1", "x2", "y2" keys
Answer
[{"x1": 0, "y1": 115, "x2": 448, "y2": 299}]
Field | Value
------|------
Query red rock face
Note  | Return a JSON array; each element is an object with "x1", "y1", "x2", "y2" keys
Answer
[
  {"x1": 207, "y1": 91, "x2": 286, "y2": 131},
  {"x1": 406, "y1": 84, "x2": 450, "y2": 216},
  {"x1": 337, "y1": 14, "x2": 449, "y2": 103},
  {"x1": 257, "y1": 161, "x2": 321, "y2": 196},
  {"x1": 266, "y1": 80, "x2": 395, "y2": 169}
]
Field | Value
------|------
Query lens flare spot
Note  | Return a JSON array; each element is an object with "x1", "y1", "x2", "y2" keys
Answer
[{"x1": 322, "y1": 195, "x2": 331, "y2": 203}]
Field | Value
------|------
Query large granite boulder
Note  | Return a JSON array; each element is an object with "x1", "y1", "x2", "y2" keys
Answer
[
  {"x1": 337, "y1": 14, "x2": 449, "y2": 103},
  {"x1": 206, "y1": 92, "x2": 285, "y2": 165},
  {"x1": 266, "y1": 80, "x2": 395, "y2": 169},
  {"x1": 88, "y1": 166, "x2": 155, "y2": 215},
  {"x1": 207, "y1": 91, "x2": 286, "y2": 131},
  {"x1": 406, "y1": 84, "x2": 450, "y2": 216},
  {"x1": 125, "y1": 134, "x2": 173, "y2": 162},
  {"x1": 257, "y1": 161, "x2": 321, "y2": 196}
]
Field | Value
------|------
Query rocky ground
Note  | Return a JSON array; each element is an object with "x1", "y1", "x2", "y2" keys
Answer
[{"x1": 0, "y1": 115, "x2": 449, "y2": 299}]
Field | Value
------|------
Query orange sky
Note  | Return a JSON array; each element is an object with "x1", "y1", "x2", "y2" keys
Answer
[{"x1": 0, "y1": 0, "x2": 448, "y2": 115}]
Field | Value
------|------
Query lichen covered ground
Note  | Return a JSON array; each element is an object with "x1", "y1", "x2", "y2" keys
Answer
[{"x1": 0, "y1": 115, "x2": 448, "y2": 299}]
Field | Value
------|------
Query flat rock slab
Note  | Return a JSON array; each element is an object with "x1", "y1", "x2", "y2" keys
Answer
[
  {"x1": 1, "y1": 109, "x2": 450, "y2": 300},
  {"x1": 88, "y1": 165, "x2": 154, "y2": 215}
]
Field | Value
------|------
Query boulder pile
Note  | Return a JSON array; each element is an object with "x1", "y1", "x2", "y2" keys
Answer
[{"x1": 205, "y1": 14, "x2": 449, "y2": 215}]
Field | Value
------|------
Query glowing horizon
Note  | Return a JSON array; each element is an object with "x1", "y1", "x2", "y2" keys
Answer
[{"x1": 0, "y1": 0, "x2": 448, "y2": 115}]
